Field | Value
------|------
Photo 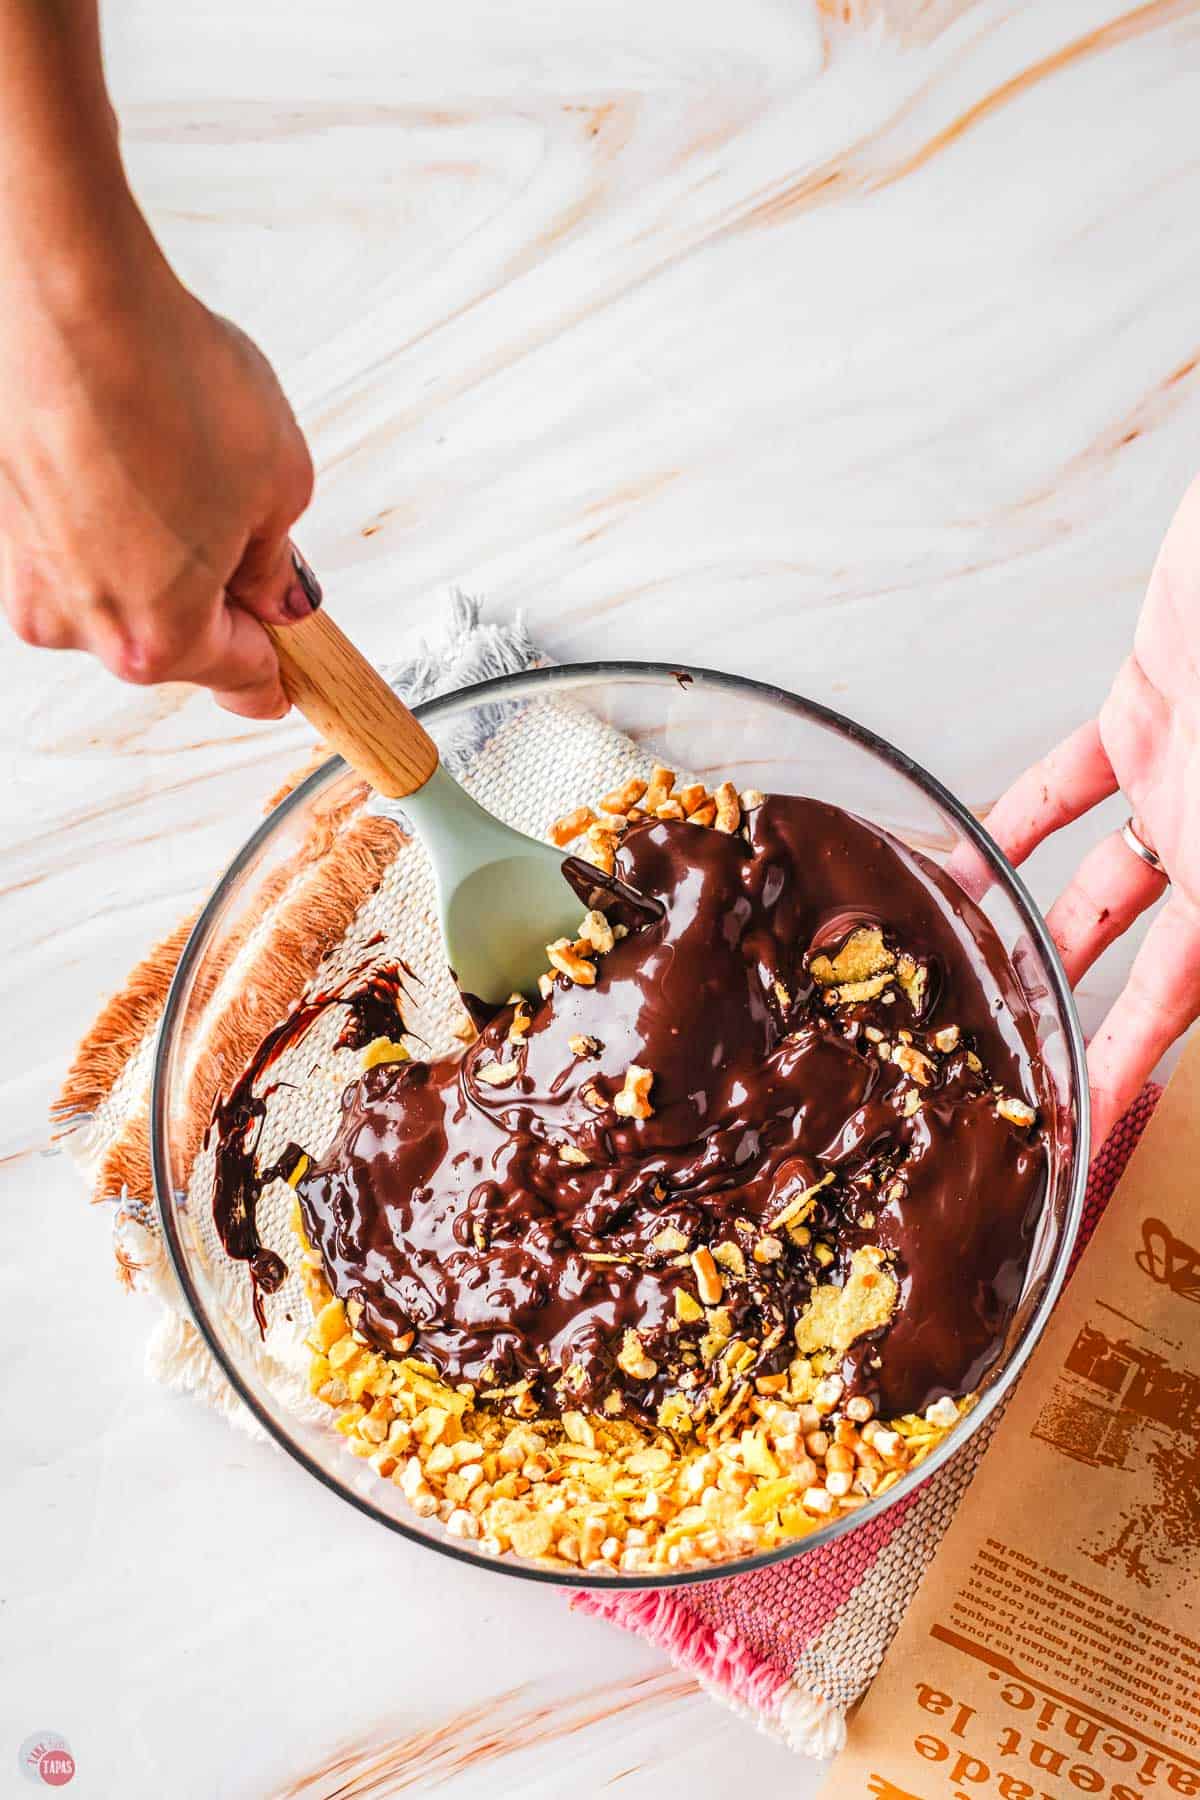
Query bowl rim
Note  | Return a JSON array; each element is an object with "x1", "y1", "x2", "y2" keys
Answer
[{"x1": 152, "y1": 657, "x2": 1090, "y2": 1589}]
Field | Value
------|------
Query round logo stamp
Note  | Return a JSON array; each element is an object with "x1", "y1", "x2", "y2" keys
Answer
[{"x1": 17, "y1": 1733, "x2": 76, "y2": 1787}]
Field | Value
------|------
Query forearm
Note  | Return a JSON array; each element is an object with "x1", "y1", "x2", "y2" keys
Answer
[
  {"x1": 0, "y1": 0, "x2": 164, "y2": 326},
  {"x1": 0, "y1": 3, "x2": 315, "y2": 717}
]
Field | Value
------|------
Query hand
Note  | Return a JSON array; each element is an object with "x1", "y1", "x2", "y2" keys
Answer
[
  {"x1": 0, "y1": 255, "x2": 316, "y2": 719},
  {"x1": 985, "y1": 476, "x2": 1200, "y2": 1150}
]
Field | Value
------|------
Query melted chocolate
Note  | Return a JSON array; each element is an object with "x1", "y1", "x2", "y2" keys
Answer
[
  {"x1": 210, "y1": 962, "x2": 408, "y2": 1329},
  {"x1": 331, "y1": 962, "x2": 412, "y2": 1051},
  {"x1": 284, "y1": 798, "x2": 1047, "y2": 1421}
]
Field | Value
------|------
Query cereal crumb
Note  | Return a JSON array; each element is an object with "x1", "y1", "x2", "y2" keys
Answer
[{"x1": 794, "y1": 1248, "x2": 898, "y2": 1355}]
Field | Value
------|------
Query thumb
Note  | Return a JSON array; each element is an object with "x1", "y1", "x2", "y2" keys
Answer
[{"x1": 228, "y1": 529, "x2": 323, "y2": 626}]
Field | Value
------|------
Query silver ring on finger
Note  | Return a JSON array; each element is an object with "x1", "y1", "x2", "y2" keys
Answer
[{"x1": 1121, "y1": 817, "x2": 1166, "y2": 876}]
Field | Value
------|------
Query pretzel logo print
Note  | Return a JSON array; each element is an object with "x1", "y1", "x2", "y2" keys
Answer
[{"x1": 1136, "y1": 1216, "x2": 1200, "y2": 1304}]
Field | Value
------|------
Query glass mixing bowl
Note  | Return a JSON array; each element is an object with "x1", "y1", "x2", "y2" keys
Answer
[{"x1": 152, "y1": 662, "x2": 1089, "y2": 1589}]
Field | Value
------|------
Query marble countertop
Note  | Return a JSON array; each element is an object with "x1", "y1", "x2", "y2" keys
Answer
[{"x1": 4, "y1": 1, "x2": 1200, "y2": 1793}]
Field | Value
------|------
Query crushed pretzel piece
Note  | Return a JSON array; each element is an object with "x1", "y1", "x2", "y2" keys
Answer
[
  {"x1": 601, "y1": 777, "x2": 648, "y2": 813},
  {"x1": 893, "y1": 1044, "x2": 934, "y2": 1086},
  {"x1": 613, "y1": 1064, "x2": 655, "y2": 1120},
  {"x1": 578, "y1": 910, "x2": 615, "y2": 955},
  {"x1": 691, "y1": 1246, "x2": 723, "y2": 1306},
  {"x1": 550, "y1": 806, "x2": 595, "y2": 847},
  {"x1": 713, "y1": 781, "x2": 740, "y2": 833},
  {"x1": 546, "y1": 938, "x2": 596, "y2": 986},
  {"x1": 584, "y1": 827, "x2": 617, "y2": 875},
  {"x1": 507, "y1": 1005, "x2": 531, "y2": 1044},
  {"x1": 642, "y1": 765, "x2": 676, "y2": 812}
]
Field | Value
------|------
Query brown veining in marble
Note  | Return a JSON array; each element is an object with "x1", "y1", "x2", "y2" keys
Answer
[
  {"x1": 271, "y1": 1670, "x2": 698, "y2": 1799},
  {"x1": 737, "y1": 0, "x2": 1195, "y2": 233},
  {"x1": 885, "y1": 0, "x2": 1197, "y2": 187},
  {"x1": 3, "y1": 745, "x2": 309, "y2": 900},
  {"x1": 1064, "y1": 348, "x2": 1200, "y2": 480}
]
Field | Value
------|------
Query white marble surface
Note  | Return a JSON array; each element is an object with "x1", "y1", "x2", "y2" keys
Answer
[{"x1": 4, "y1": 0, "x2": 1200, "y2": 1793}]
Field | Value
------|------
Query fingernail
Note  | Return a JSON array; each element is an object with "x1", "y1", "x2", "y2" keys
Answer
[
  {"x1": 282, "y1": 582, "x2": 314, "y2": 620},
  {"x1": 289, "y1": 546, "x2": 323, "y2": 611}
]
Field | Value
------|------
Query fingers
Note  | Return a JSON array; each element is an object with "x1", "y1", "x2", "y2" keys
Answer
[
  {"x1": 1098, "y1": 653, "x2": 1167, "y2": 799},
  {"x1": 219, "y1": 531, "x2": 321, "y2": 720},
  {"x1": 80, "y1": 562, "x2": 288, "y2": 720},
  {"x1": 225, "y1": 414, "x2": 316, "y2": 628},
  {"x1": 227, "y1": 531, "x2": 321, "y2": 627},
  {"x1": 0, "y1": 543, "x2": 84, "y2": 652},
  {"x1": 983, "y1": 719, "x2": 1119, "y2": 868},
  {"x1": 183, "y1": 600, "x2": 290, "y2": 721},
  {"x1": 945, "y1": 716, "x2": 1118, "y2": 904},
  {"x1": 1087, "y1": 893, "x2": 1200, "y2": 1150},
  {"x1": 4, "y1": 542, "x2": 301, "y2": 720},
  {"x1": 1044, "y1": 826, "x2": 1168, "y2": 984}
]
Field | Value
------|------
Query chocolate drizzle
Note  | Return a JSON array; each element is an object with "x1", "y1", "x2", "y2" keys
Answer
[
  {"x1": 331, "y1": 962, "x2": 411, "y2": 1051},
  {"x1": 272, "y1": 797, "x2": 1047, "y2": 1423},
  {"x1": 210, "y1": 962, "x2": 408, "y2": 1329}
]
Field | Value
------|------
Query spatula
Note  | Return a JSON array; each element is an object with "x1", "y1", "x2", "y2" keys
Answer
[{"x1": 265, "y1": 609, "x2": 582, "y2": 1005}]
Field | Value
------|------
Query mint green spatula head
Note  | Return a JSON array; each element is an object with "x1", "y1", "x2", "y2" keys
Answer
[
  {"x1": 265, "y1": 607, "x2": 582, "y2": 1005},
  {"x1": 402, "y1": 764, "x2": 583, "y2": 1004}
]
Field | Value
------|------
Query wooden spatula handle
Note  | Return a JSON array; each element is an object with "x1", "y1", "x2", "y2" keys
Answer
[{"x1": 265, "y1": 609, "x2": 439, "y2": 799}]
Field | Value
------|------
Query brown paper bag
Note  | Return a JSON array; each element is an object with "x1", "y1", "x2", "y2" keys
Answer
[{"x1": 825, "y1": 1032, "x2": 1200, "y2": 1795}]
